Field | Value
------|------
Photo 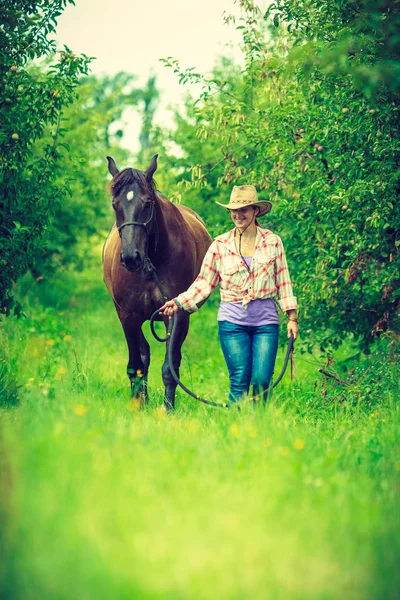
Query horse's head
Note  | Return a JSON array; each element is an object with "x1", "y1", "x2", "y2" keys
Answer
[{"x1": 107, "y1": 155, "x2": 158, "y2": 272}]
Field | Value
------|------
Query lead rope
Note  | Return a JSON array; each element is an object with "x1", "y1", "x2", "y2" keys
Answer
[
  {"x1": 110, "y1": 235, "x2": 294, "y2": 407},
  {"x1": 157, "y1": 310, "x2": 295, "y2": 409},
  {"x1": 236, "y1": 212, "x2": 256, "y2": 271},
  {"x1": 148, "y1": 260, "x2": 295, "y2": 408},
  {"x1": 290, "y1": 350, "x2": 297, "y2": 381}
]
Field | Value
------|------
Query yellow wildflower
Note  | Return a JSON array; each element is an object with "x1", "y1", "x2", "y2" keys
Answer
[
  {"x1": 63, "y1": 335, "x2": 72, "y2": 343},
  {"x1": 293, "y1": 439, "x2": 305, "y2": 451},
  {"x1": 73, "y1": 405, "x2": 88, "y2": 416},
  {"x1": 279, "y1": 446, "x2": 290, "y2": 456},
  {"x1": 229, "y1": 423, "x2": 240, "y2": 437},
  {"x1": 46, "y1": 339, "x2": 56, "y2": 346},
  {"x1": 28, "y1": 377, "x2": 35, "y2": 382},
  {"x1": 55, "y1": 366, "x2": 67, "y2": 380}
]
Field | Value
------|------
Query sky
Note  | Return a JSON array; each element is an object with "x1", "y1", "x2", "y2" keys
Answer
[{"x1": 55, "y1": 0, "x2": 251, "y2": 152}]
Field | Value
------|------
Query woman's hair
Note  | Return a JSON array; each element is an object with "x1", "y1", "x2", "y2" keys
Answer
[{"x1": 228, "y1": 205, "x2": 260, "y2": 226}]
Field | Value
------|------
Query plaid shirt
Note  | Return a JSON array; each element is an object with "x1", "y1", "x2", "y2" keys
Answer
[{"x1": 176, "y1": 227, "x2": 298, "y2": 313}]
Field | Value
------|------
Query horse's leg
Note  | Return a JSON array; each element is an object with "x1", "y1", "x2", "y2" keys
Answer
[
  {"x1": 139, "y1": 329, "x2": 150, "y2": 404},
  {"x1": 120, "y1": 315, "x2": 147, "y2": 403},
  {"x1": 162, "y1": 311, "x2": 190, "y2": 411}
]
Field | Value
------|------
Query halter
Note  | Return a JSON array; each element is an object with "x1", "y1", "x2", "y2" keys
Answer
[
  {"x1": 117, "y1": 200, "x2": 159, "y2": 252},
  {"x1": 117, "y1": 200, "x2": 155, "y2": 232}
]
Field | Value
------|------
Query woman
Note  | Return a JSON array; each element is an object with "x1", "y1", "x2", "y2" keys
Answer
[{"x1": 160, "y1": 185, "x2": 298, "y2": 404}]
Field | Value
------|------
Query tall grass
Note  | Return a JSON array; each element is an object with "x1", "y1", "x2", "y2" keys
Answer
[{"x1": 0, "y1": 263, "x2": 399, "y2": 600}]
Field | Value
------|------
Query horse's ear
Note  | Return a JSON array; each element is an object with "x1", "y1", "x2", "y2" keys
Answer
[
  {"x1": 146, "y1": 154, "x2": 158, "y2": 182},
  {"x1": 107, "y1": 156, "x2": 119, "y2": 177}
]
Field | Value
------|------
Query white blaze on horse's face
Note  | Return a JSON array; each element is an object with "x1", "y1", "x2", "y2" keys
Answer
[{"x1": 126, "y1": 191, "x2": 134, "y2": 201}]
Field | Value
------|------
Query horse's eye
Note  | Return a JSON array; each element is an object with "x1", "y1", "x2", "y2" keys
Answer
[{"x1": 111, "y1": 203, "x2": 116, "y2": 210}]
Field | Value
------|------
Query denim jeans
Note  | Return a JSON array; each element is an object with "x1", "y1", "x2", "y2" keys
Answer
[{"x1": 218, "y1": 321, "x2": 279, "y2": 403}]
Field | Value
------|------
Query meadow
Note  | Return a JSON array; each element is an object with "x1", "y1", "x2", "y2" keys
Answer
[{"x1": 0, "y1": 256, "x2": 399, "y2": 600}]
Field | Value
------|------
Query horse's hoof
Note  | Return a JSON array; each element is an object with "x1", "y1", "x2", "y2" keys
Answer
[
  {"x1": 163, "y1": 401, "x2": 174, "y2": 413},
  {"x1": 127, "y1": 392, "x2": 147, "y2": 411},
  {"x1": 128, "y1": 398, "x2": 143, "y2": 412}
]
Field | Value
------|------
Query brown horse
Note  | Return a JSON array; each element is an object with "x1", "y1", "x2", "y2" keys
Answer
[{"x1": 102, "y1": 154, "x2": 212, "y2": 410}]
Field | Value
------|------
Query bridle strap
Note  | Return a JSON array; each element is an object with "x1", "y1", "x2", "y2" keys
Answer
[
  {"x1": 117, "y1": 201, "x2": 159, "y2": 252},
  {"x1": 117, "y1": 201, "x2": 155, "y2": 232}
]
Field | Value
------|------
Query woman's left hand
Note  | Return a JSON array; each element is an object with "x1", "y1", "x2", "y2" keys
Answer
[{"x1": 287, "y1": 320, "x2": 299, "y2": 340}]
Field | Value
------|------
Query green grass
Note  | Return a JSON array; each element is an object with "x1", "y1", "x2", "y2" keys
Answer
[{"x1": 0, "y1": 263, "x2": 399, "y2": 600}]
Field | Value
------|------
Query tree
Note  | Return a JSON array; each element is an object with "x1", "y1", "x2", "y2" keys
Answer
[
  {"x1": 31, "y1": 72, "x2": 143, "y2": 276},
  {"x1": 162, "y1": 0, "x2": 400, "y2": 350},
  {"x1": 138, "y1": 75, "x2": 160, "y2": 154},
  {"x1": 0, "y1": 0, "x2": 91, "y2": 315},
  {"x1": 29, "y1": 72, "x2": 163, "y2": 277}
]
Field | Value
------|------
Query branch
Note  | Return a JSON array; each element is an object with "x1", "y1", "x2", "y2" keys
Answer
[{"x1": 318, "y1": 369, "x2": 351, "y2": 386}]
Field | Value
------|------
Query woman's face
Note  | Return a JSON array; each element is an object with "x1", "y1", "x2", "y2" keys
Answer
[{"x1": 229, "y1": 206, "x2": 257, "y2": 230}]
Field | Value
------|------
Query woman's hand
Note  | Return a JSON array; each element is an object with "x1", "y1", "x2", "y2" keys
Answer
[
  {"x1": 159, "y1": 299, "x2": 179, "y2": 316},
  {"x1": 287, "y1": 320, "x2": 299, "y2": 340}
]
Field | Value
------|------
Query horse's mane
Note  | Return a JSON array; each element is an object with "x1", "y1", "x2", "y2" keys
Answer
[{"x1": 111, "y1": 168, "x2": 157, "y2": 198}]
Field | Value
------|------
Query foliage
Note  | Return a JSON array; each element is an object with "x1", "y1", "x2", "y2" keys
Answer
[
  {"x1": 0, "y1": 0, "x2": 91, "y2": 315},
  {"x1": 137, "y1": 75, "x2": 160, "y2": 155},
  {"x1": 31, "y1": 72, "x2": 141, "y2": 276},
  {"x1": 161, "y1": 0, "x2": 400, "y2": 351}
]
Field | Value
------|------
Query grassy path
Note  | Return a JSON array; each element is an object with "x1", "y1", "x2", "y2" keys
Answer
[{"x1": 0, "y1": 265, "x2": 399, "y2": 599}]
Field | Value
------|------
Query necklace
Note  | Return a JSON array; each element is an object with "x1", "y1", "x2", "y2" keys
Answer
[{"x1": 239, "y1": 234, "x2": 255, "y2": 247}]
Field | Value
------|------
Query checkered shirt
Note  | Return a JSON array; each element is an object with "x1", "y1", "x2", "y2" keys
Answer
[{"x1": 176, "y1": 227, "x2": 298, "y2": 313}]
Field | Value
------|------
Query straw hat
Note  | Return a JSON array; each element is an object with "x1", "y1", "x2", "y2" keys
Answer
[{"x1": 215, "y1": 185, "x2": 272, "y2": 217}]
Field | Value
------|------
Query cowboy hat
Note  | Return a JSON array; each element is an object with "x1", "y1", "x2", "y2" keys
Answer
[{"x1": 215, "y1": 185, "x2": 272, "y2": 217}]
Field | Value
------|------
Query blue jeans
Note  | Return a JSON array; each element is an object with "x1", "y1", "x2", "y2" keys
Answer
[{"x1": 218, "y1": 321, "x2": 279, "y2": 403}]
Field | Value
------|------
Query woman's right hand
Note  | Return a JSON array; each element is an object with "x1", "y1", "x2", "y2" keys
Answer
[{"x1": 159, "y1": 299, "x2": 179, "y2": 316}]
